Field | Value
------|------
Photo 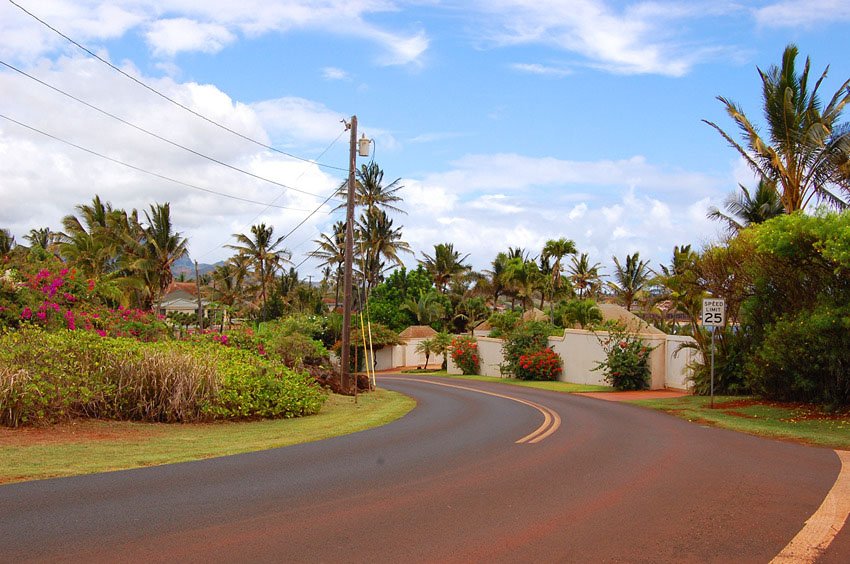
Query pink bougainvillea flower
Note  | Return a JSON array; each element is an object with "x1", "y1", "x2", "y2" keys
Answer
[{"x1": 21, "y1": 306, "x2": 32, "y2": 319}]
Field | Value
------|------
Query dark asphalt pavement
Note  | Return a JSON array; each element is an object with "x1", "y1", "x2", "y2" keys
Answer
[{"x1": 0, "y1": 375, "x2": 845, "y2": 562}]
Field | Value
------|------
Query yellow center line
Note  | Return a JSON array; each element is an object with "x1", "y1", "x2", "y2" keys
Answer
[
  {"x1": 771, "y1": 450, "x2": 850, "y2": 563},
  {"x1": 381, "y1": 377, "x2": 560, "y2": 445}
]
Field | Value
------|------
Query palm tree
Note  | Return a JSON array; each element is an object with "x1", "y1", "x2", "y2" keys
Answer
[
  {"x1": 419, "y1": 243, "x2": 471, "y2": 294},
  {"x1": 138, "y1": 203, "x2": 189, "y2": 308},
  {"x1": 483, "y1": 252, "x2": 510, "y2": 305},
  {"x1": 24, "y1": 227, "x2": 54, "y2": 250},
  {"x1": 542, "y1": 237, "x2": 577, "y2": 310},
  {"x1": 415, "y1": 338, "x2": 436, "y2": 369},
  {"x1": 357, "y1": 208, "x2": 412, "y2": 293},
  {"x1": 568, "y1": 253, "x2": 602, "y2": 300},
  {"x1": 608, "y1": 252, "x2": 652, "y2": 311},
  {"x1": 339, "y1": 162, "x2": 406, "y2": 215},
  {"x1": 227, "y1": 223, "x2": 289, "y2": 320},
  {"x1": 704, "y1": 44, "x2": 850, "y2": 212},
  {"x1": 58, "y1": 195, "x2": 119, "y2": 278},
  {"x1": 402, "y1": 290, "x2": 445, "y2": 326},
  {"x1": 502, "y1": 254, "x2": 539, "y2": 309},
  {"x1": 0, "y1": 228, "x2": 14, "y2": 256},
  {"x1": 313, "y1": 221, "x2": 346, "y2": 309},
  {"x1": 707, "y1": 178, "x2": 785, "y2": 231}
]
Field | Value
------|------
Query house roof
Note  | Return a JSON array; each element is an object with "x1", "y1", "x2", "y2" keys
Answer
[
  {"x1": 473, "y1": 320, "x2": 492, "y2": 331},
  {"x1": 164, "y1": 281, "x2": 199, "y2": 297},
  {"x1": 597, "y1": 303, "x2": 664, "y2": 335},
  {"x1": 398, "y1": 325, "x2": 438, "y2": 340}
]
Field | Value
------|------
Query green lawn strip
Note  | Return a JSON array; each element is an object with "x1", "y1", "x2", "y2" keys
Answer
[
  {"x1": 628, "y1": 395, "x2": 850, "y2": 449},
  {"x1": 423, "y1": 372, "x2": 613, "y2": 393},
  {"x1": 0, "y1": 389, "x2": 415, "y2": 484}
]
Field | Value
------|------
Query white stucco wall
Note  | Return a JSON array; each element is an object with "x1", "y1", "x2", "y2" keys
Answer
[{"x1": 446, "y1": 329, "x2": 697, "y2": 390}]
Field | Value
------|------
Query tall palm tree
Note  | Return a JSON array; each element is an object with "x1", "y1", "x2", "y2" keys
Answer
[
  {"x1": 357, "y1": 208, "x2": 412, "y2": 293},
  {"x1": 568, "y1": 253, "x2": 602, "y2": 300},
  {"x1": 24, "y1": 227, "x2": 54, "y2": 250},
  {"x1": 138, "y1": 203, "x2": 189, "y2": 308},
  {"x1": 502, "y1": 254, "x2": 539, "y2": 309},
  {"x1": 483, "y1": 252, "x2": 510, "y2": 305},
  {"x1": 313, "y1": 221, "x2": 346, "y2": 309},
  {"x1": 58, "y1": 195, "x2": 119, "y2": 278},
  {"x1": 608, "y1": 252, "x2": 652, "y2": 311},
  {"x1": 704, "y1": 44, "x2": 850, "y2": 212},
  {"x1": 707, "y1": 178, "x2": 785, "y2": 232},
  {"x1": 419, "y1": 243, "x2": 471, "y2": 294},
  {"x1": 402, "y1": 289, "x2": 445, "y2": 326},
  {"x1": 338, "y1": 162, "x2": 406, "y2": 215},
  {"x1": 227, "y1": 223, "x2": 289, "y2": 319},
  {"x1": 542, "y1": 237, "x2": 577, "y2": 304},
  {"x1": 0, "y1": 228, "x2": 14, "y2": 256}
]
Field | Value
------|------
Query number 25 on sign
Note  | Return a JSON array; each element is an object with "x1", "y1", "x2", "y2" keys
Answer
[{"x1": 702, "y1": 298, "x2": 725, "y2": 327}]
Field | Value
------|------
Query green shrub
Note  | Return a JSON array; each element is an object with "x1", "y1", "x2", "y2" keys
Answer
[
  {"x1": 515, "y1": 347, "x2": 562, "y2": 381},
  {"x1": 685, "y1": 327, "x2": 750, "y2": 396},
  {"x1": 0, "y1": 326, "x2": 326, "y2": 426},
  {"x1": 450, "y1": 335, "x2": 480, "y2": 375},
  {"x1": 746, "y1": 304, "x2": 850, "y2": 407},
  {"x1": 501, "y1": 320, "x2": 553, "y2": 376},
  {"x1": 594, "y1": 323, "x2": 653, "y2": 390}
]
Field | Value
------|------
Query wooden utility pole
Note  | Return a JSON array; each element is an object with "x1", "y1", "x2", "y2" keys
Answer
[
  {"x1": 194, "y1": 260, "x2": 203, "y2": 329},
  {"x1": 340, "y1": 115, "x2": 357, "y2": 394}
]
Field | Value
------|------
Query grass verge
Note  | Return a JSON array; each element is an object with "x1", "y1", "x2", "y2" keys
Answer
[
  {"x1": 629, "y1": 395, "x2": 850, "y2": 449},
  {"x1": 422, "y1": 372, "x2": 612, "y2": 393},
  {"x1": 0, "y1": 389, "x2": 415, "y2": 484}
]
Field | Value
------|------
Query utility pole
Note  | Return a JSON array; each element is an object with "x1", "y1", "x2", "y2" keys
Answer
[
  {"x1": 194, "y1": 260, "x2": 203, "y2": 329},
  {"x1": 340, "y1": 115, "x2": 358, "y2": 394}
]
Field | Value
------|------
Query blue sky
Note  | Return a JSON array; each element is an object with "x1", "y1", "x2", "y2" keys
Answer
[{"x1": 2, "y1": 0, "x2": 849, "y2": 279}]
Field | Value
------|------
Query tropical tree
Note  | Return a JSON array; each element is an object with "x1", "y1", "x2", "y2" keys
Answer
[
  {"x1": 419, "y1": 243, "x2": 471, "y2": 294},
  {"x1": 561, "y1": 299, "x2": 603, "y2": 329},
  {"x1": 227, "y1": 223, "x2": 289, "y2": 320},
  {"x1": 542, "y1": 237, "x2": 577, "y2": 310},
  {"x1": 608, "y1": 252, "x2": 652, "y2": 311},
  {"x1": 58, "y1": 195, "x2": 120, "y2": 279},
  {"x1": 502, "y1": 253, "x2": 539, "y2": 309},
  {"x1": 402, "y1": 289, "x2": 445, "y2": 327},
  {"x1": 0, "y1": 228, "x2": 14, "y2": 256},
  {"x1": 704, "y1": 44, "x2": 850, "y2": 212},
  {"x1": 568, "y1": 253, "x2": 602, "y2": 299},
  {"x1": 137, "y1": 203, "x2": 189, "y2": 308},
  {"x1": 24, "y1": 227, "x2": 54, "y2": 250},
  {"x1": 707, "y1": 178, "x2": 785, "y2": 232},
  {"x1": 313, "y1": 221, "x2": 346, "y2": 309},
  {"x1": 343, "y1": 162, "x2": 406, "y2": 215},
  {"x1": 357, "y1": 208, "x2": 412, "y2": 293},
  {"x1": 415, "y1": 338, "x2": 436, "y2": 369}
]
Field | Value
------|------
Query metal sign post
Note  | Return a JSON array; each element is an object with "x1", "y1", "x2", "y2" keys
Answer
[{"x1": 702, "y1": 298, "x2": 725, "y2": 409}]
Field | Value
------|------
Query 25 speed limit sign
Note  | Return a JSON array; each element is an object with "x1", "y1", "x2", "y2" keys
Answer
[{"x1": 702, "y1": 298, "x2": 725, "y2": 327}]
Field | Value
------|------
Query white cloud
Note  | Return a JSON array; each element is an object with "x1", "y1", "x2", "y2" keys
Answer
[
  {"x1": 755, "y1": 0, "x2": 850, "y2": 27},
  {"x1": 469, "y1": 194, "x2": 523, "y2": 214},
  {"x1": 252, "y1": 97, "x2": 346, "y2": 145},
  {"x1": 474, "y1": 0, "x2": 734, "y2": 76},
  {"x1": 1, "y1": 1, "x2": 429, "y2": 65},
  {"x1": 568, "y1": 203, "x2": 588, "y2": 220},
  {"x1": 510, "y1": 62, "x2": 572, "y2": 77},
  {"x1": 0, "y1": 56, "x2": 342, "y2": 264},
  {"x1": 145, "y1": 18, "x2": 236, "y2": 57},
  {"x1": 322, "y1": 67, "x2": 349, "y2": 81}
]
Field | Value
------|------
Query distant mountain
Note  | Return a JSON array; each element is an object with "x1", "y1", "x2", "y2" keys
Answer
[{"x1": 172, "y1": 256, "x2": 222, "y2": 280}]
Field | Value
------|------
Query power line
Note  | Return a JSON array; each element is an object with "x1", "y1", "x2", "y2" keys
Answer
[
  {"x1": 0, "y1": 59, "x2": 343, "y2": 201},
  {"x1": 0, "y1": 113, "x2": 316, "y2": 211},
  {"x1": 7, "y1": 0, "x2": 350, "y2": 173}
]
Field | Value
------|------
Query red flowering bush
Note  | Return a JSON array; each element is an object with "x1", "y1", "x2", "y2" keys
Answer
[
  {"x1": 516, "y1": 347, "x2": 562, "y2": 381},
  {"x1": 450, "y1": 335, "x2": 480, "y2": 375},
  {"x1": 593, "y1": 323, "x2": 654, "y2": 390}
]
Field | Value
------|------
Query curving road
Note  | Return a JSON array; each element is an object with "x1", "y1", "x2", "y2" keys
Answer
[{"x1": 1, "y1": 375, "x2": 848, "y2": 562}]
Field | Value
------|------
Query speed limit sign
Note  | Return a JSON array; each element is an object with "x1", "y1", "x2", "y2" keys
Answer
[{"x1": 702, "y1": 298, "x2": 725, "y2": 327}]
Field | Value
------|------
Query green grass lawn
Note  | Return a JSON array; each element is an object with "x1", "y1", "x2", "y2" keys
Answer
[
  {"x1": 629, "y1": 395, "x2": 850, "y2": 449},
  {"x1": 0, "y1": 389, "x2": 415, "y2": 484},
  {"x1": 421, "y1": 372, "x2": 613, "y2": 393}
]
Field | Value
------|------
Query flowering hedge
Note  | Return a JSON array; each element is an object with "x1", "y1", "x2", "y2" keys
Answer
[
  {"x1": 516, "y1": 347, "x2": 562, "y2": 381},
  {"x1": 450, "y1": 335, "x2": 480, "y2": 375},
  {"x1": 594, "y1": 324, "x2": 653, "y2": 390},
  {"x1": 1, "y1": 261, "x2": 168, "y2": 340}
]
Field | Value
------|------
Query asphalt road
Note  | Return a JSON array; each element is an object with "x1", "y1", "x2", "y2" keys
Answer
[{"x1": 1, "y1": 375, "x2": 847, "y2": 562}]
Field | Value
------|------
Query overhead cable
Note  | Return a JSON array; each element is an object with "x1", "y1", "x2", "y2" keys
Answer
[
  {"x1": 7, "y1": 0, "x2": 350, "y2": 173},
  {"x1": 0, "y1": 59, "x2": 342, "y2": 201},
  {"x1": 0, "y1": 113, "x2": 317, "y2": 211}
]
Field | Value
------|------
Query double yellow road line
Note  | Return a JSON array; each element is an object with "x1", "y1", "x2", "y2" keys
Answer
[{"x1": 384, "y1": 377, "x2": 561, "y2": 445}]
